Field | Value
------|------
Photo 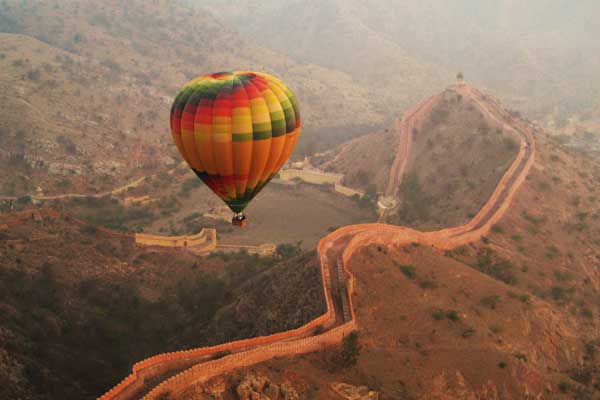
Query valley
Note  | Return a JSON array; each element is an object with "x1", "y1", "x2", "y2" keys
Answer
[{"x1": 3, "y1": 1, "x2": 600, "y2": 399}]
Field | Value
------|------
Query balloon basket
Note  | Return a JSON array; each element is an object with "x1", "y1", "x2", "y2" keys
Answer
[{"x1": 232, "y1": 215, "x2": 248, "y2": 228}]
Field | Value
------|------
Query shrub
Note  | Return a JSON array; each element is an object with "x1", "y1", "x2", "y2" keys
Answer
[
  {"x1": 17, "y1": 195, "x2": 31, "y2": 204},
  {"x1": 581, "y1": 307, "x2": 594, "y2": 319},
  {"x1": 398, "y1": 264, "x2": 416, "y2": 280},
  {"x1": 179, "y1": 178, "x2": 202, "y2": 196},
  {"x1": 419, "y1": 280, "x2": 438, "y2": 289},
  {"x1": 554, "y1": 270, "x2": 574, "y2": 282},
  {"x1": 462, "y1": 327, "x2": 475, "y2": 338},
  {"x1": 81, "y1": 224, "x2": 98, "y2": 235},
  {"x1": 545, "y1": 246, "x2": 560, "y2": 259},
  {"x1": 558, "y1": 381, "x2": 571, "y2": 393},
  {"x1": 276, "y1": 242, "x2": 302, "y2": 259},
  {"x1": 446, "y1": 310, "x2": 460, "y2": 321},
  {"x1": 498, "y1": 361, "x2": 507, "y2": 369},
  {"x1": 431, "y1": 309, "x2": 445, "y2": 320},
  {"x1": 341, "y1": 331, "x2": 361, "y2": 367},
  {"x1": 522, "y1": 211, "x2": 546, "y2": 225},
  {"x1": 26, "y1": 69, "x2": 41, "y2": 81},
  {"x1": 491, "y1": 224, "x2": 503, "y2": 234},
  {"x1": 550, "y1": 286, "x2": 574, "y2": 303},
  {"x1": 474, "y1": 248, "x2": 518, "y2": 285},
  {"x1": 503, "y1": 137, "x2": 518, "y2": 151},
  {"x1": 480, "y1": 295, "x2": 501, "y2": 309}
]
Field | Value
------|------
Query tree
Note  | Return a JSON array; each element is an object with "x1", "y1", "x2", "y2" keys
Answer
[{"x1": 341, "y1": 331, "x2": 361, "y2": 367}]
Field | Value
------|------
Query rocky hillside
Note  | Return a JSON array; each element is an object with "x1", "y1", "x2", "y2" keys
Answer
[
  {"x1": 0, "y1": 0, "x2": 384, "y2": 197},
  {"x1": 190, "y1": 128, "x2": 600, "y2": 399},
  {"x1": 394, "y1": 88, "x2": 520, "y2": 230},
  {"x1": 323, "y1": 85, "x2": 521, "y2": 230},
  {"x1": 315, "y1": 126, "x2": 398, "y2": 193},
  {"x1": 0, "y1": 210, "x2": 324, "y2": 399}
]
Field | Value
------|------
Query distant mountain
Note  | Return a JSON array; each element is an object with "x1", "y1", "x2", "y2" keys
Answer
[
  {"x1": 0, "y1": 0, "x2": 385, "y2": 197},
  {"x1": 204, "y1": 0, "x2": 600, "y2": 124}
]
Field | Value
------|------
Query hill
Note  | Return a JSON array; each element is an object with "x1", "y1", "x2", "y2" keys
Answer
[
  {"x1": 203, "y1": 0, "x2": 600, "y2": 125},
  {"x1": 0, "y1": 0, "x2": 385, "y2": 197},
  {"x1": 0, "y1": 209, "x2": 324, "y2": 399},
  {"x1": 323, "y1": 84, "x2": 521, "y2": 230},
  {"x1": 121, "y1": 87, "x2": 600, "y2": 399}
]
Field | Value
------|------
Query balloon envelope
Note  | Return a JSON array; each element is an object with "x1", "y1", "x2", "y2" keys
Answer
[{"x1": 170, "y1": 71, "x2": 301, "y2": 214}]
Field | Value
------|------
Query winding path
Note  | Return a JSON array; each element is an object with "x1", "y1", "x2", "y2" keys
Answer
[{"x1": 100, "y1": 84, "x2": 536, "y2": 399}]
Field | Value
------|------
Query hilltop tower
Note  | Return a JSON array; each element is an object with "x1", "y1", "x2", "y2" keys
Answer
[{"x1": 456, "y1": 72, "x2": 465, "y2": 85}]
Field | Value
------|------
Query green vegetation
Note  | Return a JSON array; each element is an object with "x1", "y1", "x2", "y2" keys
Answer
[
  {"x1": 522, "y1": 211, "x2": 546, "y2": 226},
  {"x1": 276, "y1": 242, "x2": 302, "y2": 258},
  {"x1": 480, "y1": 295, "x2": 501, "y2": 309},
  {"x1": 397, "y1": 264, "x2": 416, "y2": 279},
  {"x1": 395, "y1": 172, "x2": 431, "y2": 223},
  {"x1": 510, "y1": 234, "x2": 522, "y2": 242},
  {"x1": 558, "y1": 381, "x2": 571, "y2": 393},
  {"x1": 0, "y1": 240, "x2": 323, "y2": 399},
  {"x1": 431, "y1": 309, "x2": 446, "y2": 320},
  {"x1": 491, "y1": 224, "x2": 504, "y2": 234},
  {"x1": 341, "y1": 331, "x2": 361, "y2": 367},
  {"x1": 545, "y1": 245, "x2": 560, "y2": 259},
  {"x1": 445, "y1": 310, "x2": 460, "y2": 321},
  {"x1": 419, "y1": 279, "x2": 438, "y2": 289},
  {"x1": 550, "y1": 285, "x2": 575, "y2": 303},
  {"x1": 473, "y1": 247, "x2": 518, "y2": 285},
  {"x1": 432, "y1": 309, "x2": 460, "y2": 322},
  {"x1": 69, "y1": 197, "x2": 154, "y2": 231},
  {"x1": 462, "y1": 327, "x2": 475, "y2": 338},
  {"x1": 554, "y1": 270, "x2": 574, "y2": 282},
  {"x1": 178, "y1": 177, "x2": 202, "y2": 197}
]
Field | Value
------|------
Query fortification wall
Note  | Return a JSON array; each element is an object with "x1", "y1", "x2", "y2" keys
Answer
[
  {"x1": 101, "y1": 84, "x2": 535, "y2": 400},
  {"x1": 123, "y1": 195, "x2": 153, "y2": 207},
  {"x1": 101, "y1": 230, "x2": 338, "y2": 400},
  {"x1": 334, "y1": 183, "x2": 363, "y2": 197},
  {"x1": 143, "y1": 321, "x2": 357, "y2": 399},
  {"x1": 279, "y1": 169, "x2": 342, "y2": 185},
  {"x1": 134, "y1": 229, "x2": 217, "y2": 253},
  {"x1": 216, "y1": 243, "x2": 276, "y2": 256},
  {"x1": 279, "y1": 168, "x2": 364, "y2": 198}
]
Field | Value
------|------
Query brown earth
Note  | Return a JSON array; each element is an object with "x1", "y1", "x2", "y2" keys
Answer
[
  {"x1": 107, "y1": 84, "x2": 600, "y2": 400},
  {"x1": 0, "y1": 0, "x2": 386, "y2": 197},
  {"x1": 0, "y1": 210, "x2": 326, "y2": 399}
]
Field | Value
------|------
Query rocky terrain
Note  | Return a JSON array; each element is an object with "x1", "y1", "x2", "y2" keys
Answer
[
  {"x1": 0, "y1": 0, "x2": 386, "y2": 197},
  {"x1": 114, "y1": 86, "x2": 600, "y2": 400},
  {"x1": 0, "y1": 210, "x2": 325, "y2": 399}
]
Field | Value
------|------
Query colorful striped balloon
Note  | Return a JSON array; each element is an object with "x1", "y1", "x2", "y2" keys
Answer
[{"x1": 170, "y1": 71, "x2": 301, "y2": 223}]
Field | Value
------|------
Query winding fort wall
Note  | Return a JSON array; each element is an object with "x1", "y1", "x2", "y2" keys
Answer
[{"x1": 100, "y1": 84, "x2": 536, "y2": 399}]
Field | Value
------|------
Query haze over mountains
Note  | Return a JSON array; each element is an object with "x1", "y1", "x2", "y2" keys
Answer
[
  {"x1": 204, "y1": 0, "x2": 600, "y2": 126},
  {"x1": 0, "y1": 0, "x2": 386, "y2": 197},
  {"x1": 2, "y1": 1, "x2": 600, "y2": 399}
]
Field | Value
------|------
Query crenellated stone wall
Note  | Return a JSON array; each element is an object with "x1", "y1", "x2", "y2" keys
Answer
[{"x1": 100, "y1": 85, "x2": 536, "y2": 400}]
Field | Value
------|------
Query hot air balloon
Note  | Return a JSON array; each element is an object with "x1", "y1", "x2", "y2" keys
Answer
[{"x1": 170, "y1": 71, "x2": 301, "y2": 227}]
